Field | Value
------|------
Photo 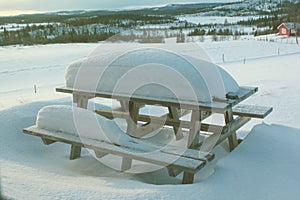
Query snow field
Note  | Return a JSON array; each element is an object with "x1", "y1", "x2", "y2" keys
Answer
[{"x1": 1, "y1": 39, "x2": 300, "y2": 199}]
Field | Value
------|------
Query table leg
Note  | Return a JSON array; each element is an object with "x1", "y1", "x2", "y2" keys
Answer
[
  {"x1": 76, "y1": 94, "x2": 89, "y2": 109},
  {"x1": 121, "y1": 157, "x2": 132, "y2": 171},
  {"x1": 168, "y1": 106, "x2": 184, "y2": 140},
  {"x1": 182, "y1": 172, "x2": 195, "y2": 184},
  {"x1": 70, "y1": 145, "x2": 82, "y2": 160},
  {"x1": 70, "y1": 94, "x2": 91, "y2": 159},
  {"x1": 225, "y1": 109, "x2": 239, "y2": 151},
  {"x1": 126, "y1": 101, "x2": 140, "y2": 137},
  {"x1": 188, "y1": 110, "x2": 201, "y2": 149},
  {"x1": 119, "y1": 100, "x2": 129, "y2": 112}
]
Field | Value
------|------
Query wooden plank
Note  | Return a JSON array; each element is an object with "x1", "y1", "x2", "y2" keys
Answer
[
  {"x1": 233, "y1": 104, "x2": 273, "y2": 119},
  {"x1": 135, "y1": 123, "x2": 165, "y2": 138},
  {"x1": 94, "y1": 150, "x2": 108, "y2": 158},
  {"x1": 188, "y1": 110, "x2": 201, "y2": 149},
  {"x1": 127, "y1": 101, "x2": 140, "y2": 137},
  {"x1": 95, "y1": 109, "x2": 223, "y2": 133},
  {"x1": 41, "y1": 138, "x2": 56, "y2": 145},
  {"x1": 225, "y1": 110, "x2": 238, "y2": 151},
  {"x1": 167, "y1": 167, "x2": 183, "y2": 177},
  {"x1": 195, "y1": 117, "x2": 251, "y2": 149},
  {"x1": 182, "y1": 172, "x2": 195, "y2": 184},
  {"x1": 121, "y1": 157, "x2": 132, "y2": 171},
  {"x1": 58, "y1": 86, "x2": 258, "y2": 113},
  {"x1": 225, "y1": 109, "x2": 239, "y2": 152},
  {"x1": 56, "y1": 87, "x2": 231, "y2": 113},
  {"x1": 162, "y1": 147, "x2": 215, "y2": 162},
  {"x1": 73, "y1": 93, "x2": 93, "y2": 109},
  {"x1": 70, "y1": 145, "x2": 81, "y2": 160},
  {"x1": 119, "y1": 100, "x2": 129, "y2": 112},
  {"x1": 215, "y1": 116, "x2": 250, "y2": 147},
  {"x1": 226, "y1": 86, "x2": 258, "y2": 106},
  {"x1": 168, "y1": 106, "x2": 184, "y2": 140},
  {"x1": 23, "y1": 126, "x2": 206, "y2": 174},
  {"x1": 180, "y1": 109, "x2": 191, "y2": 117},
  {"x1": 71, "y1": 93, "x2": 93, "y2": 158}
]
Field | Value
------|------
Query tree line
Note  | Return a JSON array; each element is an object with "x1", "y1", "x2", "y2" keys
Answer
[{"x1": 0, "y1": 14, "x2": 175, "y2": 46}]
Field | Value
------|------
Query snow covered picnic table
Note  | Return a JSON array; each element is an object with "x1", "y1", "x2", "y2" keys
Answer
[
  {"x1": 56, "y1": 85, "x2": 264, "y2": 149},
  {"x1": 23, "y1": 44, "x2": 273, "y2": 184}
]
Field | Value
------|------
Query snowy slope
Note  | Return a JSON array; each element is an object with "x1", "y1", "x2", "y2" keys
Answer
[
  {"x1": 1, "y1": 101, "x2": 300, "y2": 199},
  {"x1": 1, "y1": 39, "x2": 300, "y2": 199},
  {"x1": 0, "y1": 43, "x2": 98, "y2": 110}
]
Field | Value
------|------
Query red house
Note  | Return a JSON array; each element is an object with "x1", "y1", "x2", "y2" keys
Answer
[{"x1": 277, "y1": 23, "x2": 300, "y2": 36}]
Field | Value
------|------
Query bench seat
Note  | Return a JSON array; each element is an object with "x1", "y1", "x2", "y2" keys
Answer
[
  {"x1": 232, "y1": 104, "x2": 273, "y2": 119},
  {"x1": 23, "y1": 125, "x2": 214, "y2": 184}
]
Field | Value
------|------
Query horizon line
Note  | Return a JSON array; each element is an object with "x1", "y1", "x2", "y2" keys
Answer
[{"x1": 0, "y1": 1, "x2": 235, "y2": 17}]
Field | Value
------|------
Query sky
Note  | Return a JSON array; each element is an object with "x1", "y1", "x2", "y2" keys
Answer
[{"x1": 0, "y1": 0, "x2": 238, "y2": 16}]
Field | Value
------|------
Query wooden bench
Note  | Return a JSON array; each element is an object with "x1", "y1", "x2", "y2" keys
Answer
[
  {"x1": 95, "y1": 103, "x2": 272, "y2": 147},
  {"x1": 23, "y1": 125, "x2": 214, "y2": 184},
  {"x1": 232, "y1": 104, "x2": 273, "y2": 119}
]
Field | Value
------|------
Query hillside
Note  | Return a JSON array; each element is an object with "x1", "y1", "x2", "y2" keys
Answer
[{"x1": 0, "y1": 0, "x2": 299, "y2": 46}]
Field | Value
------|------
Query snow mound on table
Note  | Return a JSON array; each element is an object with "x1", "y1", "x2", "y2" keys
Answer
[
  {"x1": 36, "y1": 105, "x2": 156, "y2": 151},
  {"x1": 65, "y1": 46, "x2": 240, "y2": 103},
  {"x1": 64, "y1": 58, "x2": 86, "y2": 92}
]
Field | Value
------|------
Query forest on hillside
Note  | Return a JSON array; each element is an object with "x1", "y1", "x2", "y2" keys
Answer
[{"x1": 0, "y1": 1, "x2": 299, "y2": 46}]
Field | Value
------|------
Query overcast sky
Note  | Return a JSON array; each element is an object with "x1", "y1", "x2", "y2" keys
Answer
[{"x1": 0, "y1": 0, "x2": 238, "y2": 16}]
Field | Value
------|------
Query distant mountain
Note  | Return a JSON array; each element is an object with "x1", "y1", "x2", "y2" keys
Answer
[
  {"x1": 144, "y1": 3, "x2": 225, "y2": 11},
  {"x1": 134, "y1": 3, "x2": 226, "y2": 15},
  {"x1": 0, "y1": 2, "x2": 227, "y2": 22}
]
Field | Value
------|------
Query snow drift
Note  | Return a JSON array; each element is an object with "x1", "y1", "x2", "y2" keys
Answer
[{"x1": 36, "y1": 105, "x2": 156, "y2": 151}]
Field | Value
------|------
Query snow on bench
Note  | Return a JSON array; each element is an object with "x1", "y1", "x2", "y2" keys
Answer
[{"x1": 23, "y1": 105, "x2": 214, "y2": 184}]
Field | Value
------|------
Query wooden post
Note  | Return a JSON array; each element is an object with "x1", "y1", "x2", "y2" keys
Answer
[
  {"x1": 225, "y1": 109, "x2": 238, "y2": 151},
  {"x1": 77, "y1": 96, "x2": 89, "y2": 109},
  {"x1": 167, "y1": 167, "x2": 183, "y2": 177},
  {"x1": 121, "y1": 157, "x2": 132, "y2": 171},
  {"x1": 182, "y1": 172, "x2": 195, "y2": 184},
  {"x1": 41, "y1": 138, "x2": 56, "y2": 145},
  {"x1": 94, "y1": 150, "x2": 108, "y2": 158},
  {"x1": 126, "y1": 101, "x2": 140, "y2": 137},
  {"x1": 119, "y1": 100, "x2": 129, "y2": 112},
  {"x1": 70, "y1": 93, "x2": 91, "y2": 159},
  {"x1": 120, "y1": 101, "x2": 138, "y2": 171},
  {"x1": 70, "y1": 145, "x2": 82, "y2": 160},
  {"x1": 168, "y1": 106, "x2": 184, "y2": 140},
  {"x1": 188, "y1": 110, "x2": 201, "y2": 149}
]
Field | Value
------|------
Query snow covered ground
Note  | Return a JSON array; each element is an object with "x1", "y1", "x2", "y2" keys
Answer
[
  {"x1": 0, "y1": 43, "x2": 98, "y2": 110},
  {"x1": 178, "y1": 15, "x2": 260, "y2": 25},
  {"x1": 1, "y1": 39, "x2": 300, "y2": 199}
]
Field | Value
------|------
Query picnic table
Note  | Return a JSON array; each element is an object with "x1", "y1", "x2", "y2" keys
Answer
[
  {"x1": 23, "y1": 44, "x2": 272, "y2": 184},
  {"x1": 56, "y1": 85, "x2": 264, "y2": 151}
]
